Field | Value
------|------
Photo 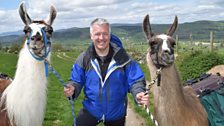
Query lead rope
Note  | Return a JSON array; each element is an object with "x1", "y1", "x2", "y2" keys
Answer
[
  {"x1": 26, "y1": 27, "x2": 75, "y2": 125},
  {"x1": 44, "y1": 59, "x2": 76, "y2": 126},
  {"x1": 144, "y1": 68, "x2": 162, "y2": 126}
]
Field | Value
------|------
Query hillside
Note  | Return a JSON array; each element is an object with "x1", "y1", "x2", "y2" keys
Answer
[
  {"x1": 0, "y1": 35, "x2": 25, "y2": 46},
  {"x1": 0, "y1": 20, "x2": 224, "y2": 46}
]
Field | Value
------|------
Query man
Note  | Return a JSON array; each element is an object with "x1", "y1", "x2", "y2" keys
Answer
[{"x1": 64, "y1": 18, "x2": 149, "y2": 126}]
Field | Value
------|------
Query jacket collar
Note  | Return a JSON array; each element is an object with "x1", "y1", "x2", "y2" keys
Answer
[{"x1": 87, "y1": 42, "x2": 130, "y2": 66}]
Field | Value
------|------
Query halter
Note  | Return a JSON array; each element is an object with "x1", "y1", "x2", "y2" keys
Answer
[
  {"x1": 27, "y1": 27, "x2": 51, "y2": 77},
  {"x1": 150, "y1": 44, "x2": 165, "y2": 69},
  {"x1": 26, "y1": 26, "x2": 77, "y2": 125},
  {"x1": 150, "y1": 47, "x2": 163, "y2": 86}
]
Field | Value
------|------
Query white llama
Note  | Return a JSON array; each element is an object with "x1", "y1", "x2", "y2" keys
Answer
[{"x1": 0, "y1": 2, "x2": 56, "y2": 126}]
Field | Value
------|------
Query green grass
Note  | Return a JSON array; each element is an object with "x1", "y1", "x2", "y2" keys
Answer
[
  {"x1": 43, "y1": 52, "x2": 82, "y2": 126},
  {"x1": 0, "y1": 51, "x2": 80, "y2": 126},
  {"x1": 0, "y1": 51, "x2": 154, "y2": 126},
  {"x1": 0, "y1": 52, "x2": 17, "y2": 77},
  {"x1": 2, "y1": 47, "x2": 224, "y2": 126},
  {"x1": 6, "y1": 46, "x2": 224, "y2": 126},
  {"x1": 128, "y1": 93, "x2": 155, "y2": 126}
]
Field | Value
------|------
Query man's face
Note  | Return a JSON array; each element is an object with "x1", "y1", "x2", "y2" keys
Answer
[{"x1": 90, "y1": 24, "x2": 110, "y2": 52}]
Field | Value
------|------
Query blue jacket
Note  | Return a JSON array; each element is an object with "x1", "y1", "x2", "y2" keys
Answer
[{"x1": 69, "y1": 35, "x2": 146, "y2": 121}]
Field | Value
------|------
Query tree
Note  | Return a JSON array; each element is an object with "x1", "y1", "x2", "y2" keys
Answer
[
  {"x1": 0, "y1": 42, "x2": 2, "y2": 50},
  {"x1": 9, "y1": 43, "x2": 21, "y2": 54}
]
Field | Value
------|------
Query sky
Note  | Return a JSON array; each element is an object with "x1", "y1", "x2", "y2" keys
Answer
[{"x1": 0, "y1": 0, "x2": 223, "y2": 33}]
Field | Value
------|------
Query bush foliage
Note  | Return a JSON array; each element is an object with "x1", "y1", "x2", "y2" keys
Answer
[{"x1": 176, "y1": 51, "x2": 224, "y2": 82}]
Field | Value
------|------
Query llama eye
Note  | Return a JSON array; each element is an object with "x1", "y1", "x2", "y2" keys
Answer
[
  {"x1": 171, "y1": 42, "x2": 176, "y2": 47},
  {"x1": 149, "y1": 41, "x2": 156, "y2": 46},
  {"x1": 44, "y1": 26, "x2": 53, "y2": 34},
  {"x1": 23, "y1": 26, "x2": 31, "y2": 34}
]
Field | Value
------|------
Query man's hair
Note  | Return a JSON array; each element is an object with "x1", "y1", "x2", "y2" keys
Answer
[{"x1": 90, "y1": 18, "x2": 111, "y2": 34}]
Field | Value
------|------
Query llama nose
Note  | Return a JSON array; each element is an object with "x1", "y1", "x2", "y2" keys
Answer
[
  {"x1": 36, "y1": 32, "x2": 42, "y2": 40},
  {"x1": 164, "y1": 49, "x2": 169, "y2": 53},
  {"x1": 163, "y1": 49, "x2": 171, "y2": 54},
  {"x1": 31, "y1": 32, "x2": 42, "y2": 41}
]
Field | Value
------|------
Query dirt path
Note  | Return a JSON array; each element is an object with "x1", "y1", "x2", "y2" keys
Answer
[{"x1": 125, "y1": 103, "x2": 146, "y2": 126}]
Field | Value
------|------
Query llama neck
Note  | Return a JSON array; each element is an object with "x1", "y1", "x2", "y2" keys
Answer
[
  {"x1": 2, "y1": 45, "x2": 50, "y2": 126},
  {"x1": 147, "y1": 53, "x2": 185, "y2": 101},
  {"x1": 160, "y1": 65, "x2": 184, "y2": 97}
]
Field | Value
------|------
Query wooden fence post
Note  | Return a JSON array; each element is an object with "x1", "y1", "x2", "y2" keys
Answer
[
  {"x1": 176, "y1": 34, "x2": 179, "y2": 54},
  {"x1": 189, "y1": 33, "x2": 194, "y2": 53},
  {"x1": 141, "y1": 41, "x2": 144, "y2": 52},
  {"x1": 210, "y1": 31, "x2": 214, "y2": 52},
  {"x1": 0, "y1": 42, "x2": 2, "y2": 50},
  {"x1": 190, "y1": 33, "x2": 193, "y2": 46}
]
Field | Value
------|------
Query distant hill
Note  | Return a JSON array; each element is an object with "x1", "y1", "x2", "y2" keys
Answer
[
  {"x1": 177, "y1": 20, "x2": 224, "y2": 40},
  {"x1": 0, "y1": 20, "x2": 224, "y2": 46},
  {"x1": 0, "y1": 35, "x2": 25, "y2": 46},
  {"x1": 52, "y1": 27, "x2": 90, "y2": 44},
  {"x1": 0, "y1": 30, "x2": 23, "y2": 37}
]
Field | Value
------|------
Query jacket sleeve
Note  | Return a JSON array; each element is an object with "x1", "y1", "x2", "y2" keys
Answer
[
  {"x1": 68, "y1": 52, "x2": 86, "y2": 99},
  {"x1": 125, "y1": 60, "x2": 146, "y2": 103}
]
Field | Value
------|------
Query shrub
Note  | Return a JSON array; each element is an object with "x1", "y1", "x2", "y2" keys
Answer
[
  {"x1": 176, "y1": 51, "x2": 224, "y2": 82},
  {"x1": 0, "y1": 42, "x2": 2, "y2": 50},
  {"x1": 9, "y1": 43, "x2": 21, "y2": 54}
]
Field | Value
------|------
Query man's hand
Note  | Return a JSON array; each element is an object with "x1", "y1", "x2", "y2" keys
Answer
[
  {"x1": 136, "y1": 92, "x2": 149, "y2": 106},
  {"x1": 64, "y1": 84, "x2": 75, "y2": 97}
]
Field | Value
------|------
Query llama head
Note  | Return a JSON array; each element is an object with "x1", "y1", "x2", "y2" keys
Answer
[
  {"x1": 19, "y1": 2, "x2": 57, "y2": 58},
  {"x1": 143, "y1": 14, "x2": 178, "y2": 68}
]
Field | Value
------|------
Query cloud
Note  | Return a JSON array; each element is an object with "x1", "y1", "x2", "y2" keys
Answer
[
  {"x1": 0, "y1": 9, "x2": 23, "y2": 32},
  {"x1": 21, "y1": 0, "x2": 134, "y2": 29},
  {"x1": 0, "y1": 0, "x2": 223, "y2": 33},
  {"x1": 199, "y1": 0, "x2": 224, "y2": 7}
]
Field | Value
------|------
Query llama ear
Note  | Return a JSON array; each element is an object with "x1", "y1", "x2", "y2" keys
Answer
[
  {"x1": 143, "y1": 14, "x2": 153, "y2": 41},
  {"x1": 166, "y1": 16, "x2": 178, "y2": 36},
  {"x1": 18, "y1": 2, "x2": 32, "y2": 25},
  {"x1": 45, "y1": 5, "x2": 57, "y2": 26}
]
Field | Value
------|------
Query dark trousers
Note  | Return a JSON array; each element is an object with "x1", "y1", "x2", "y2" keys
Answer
[{"x1": 75, "y1": 108, "x2": 125, "y2": 126}]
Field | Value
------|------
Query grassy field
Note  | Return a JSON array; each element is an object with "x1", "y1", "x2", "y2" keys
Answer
[
  {"x1": 1, "y1": 41, "x2": 224, "y2": 126},
  {"x1": 0, "y1": 52, "x2": 17, "y2": 77},
  {"x1": 0, "y1": 51, "x2": 154, "y2": 126},
  {"x1": 0, "y1": 52, "x2": 80, "y2": 126},
  {"x1": 43, "y1": 52, "x2": 78, "y2": 126}
]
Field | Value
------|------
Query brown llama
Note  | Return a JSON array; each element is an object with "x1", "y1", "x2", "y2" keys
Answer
[
  {"x1": 0, "y1": 74, "x2": 12, "y2": 93},
  {"x1": 142, "y1": 14, "x2": 209, "y2": 126},
  {"x1": 0, "y1": 2, "x2": 56, "y2": 126}
]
